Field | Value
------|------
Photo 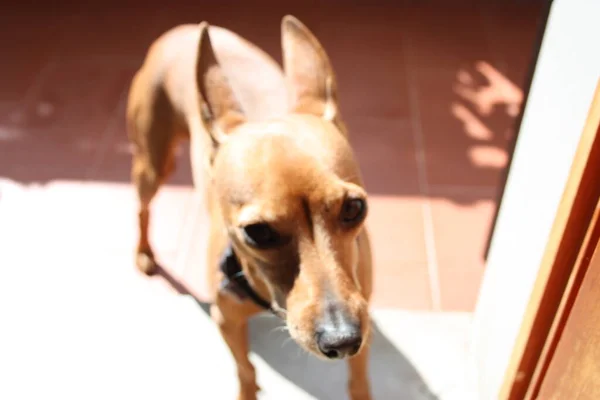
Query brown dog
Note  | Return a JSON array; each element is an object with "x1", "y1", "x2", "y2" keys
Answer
[{"x1": 127, "y1": 16, "x2": 373, "y2": 400}]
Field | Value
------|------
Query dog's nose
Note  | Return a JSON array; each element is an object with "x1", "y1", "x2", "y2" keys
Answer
[{"x1": 316, "y1": 322, "x2": 362, "y2": 359}]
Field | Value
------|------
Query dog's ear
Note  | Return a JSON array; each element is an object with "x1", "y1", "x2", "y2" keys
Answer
[
  {"x1": 197, "y1": 22, "x2": 246, "y2": 146},
  {"x1": 281, "y1": 15, "x2": 346, "y2": 135}
]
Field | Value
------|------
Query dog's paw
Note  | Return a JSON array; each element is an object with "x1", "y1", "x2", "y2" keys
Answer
[{"x1": 136, "y1": 252, "x2": 159, "y2": 276}]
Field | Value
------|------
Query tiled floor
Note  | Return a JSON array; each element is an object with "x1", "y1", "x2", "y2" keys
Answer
[{"x1": 0, "y1": 1, "x2": 544, "y2": 315}]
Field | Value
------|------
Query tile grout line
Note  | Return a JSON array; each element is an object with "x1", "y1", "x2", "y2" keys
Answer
[
  {"x1": 428, "y1": 184, "x2": 497, "y2": 197},
  {"x1": 402, "y1": 35, "x2": 442, "y2": 312}
]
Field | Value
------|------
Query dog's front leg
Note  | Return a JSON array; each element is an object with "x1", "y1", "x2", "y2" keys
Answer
[
  {"x1": 210, "y1": 300, "x2": 260, "y2": 400},
  {"x1": 347, "y1": 345, "x2": 372, "y2": 400}
]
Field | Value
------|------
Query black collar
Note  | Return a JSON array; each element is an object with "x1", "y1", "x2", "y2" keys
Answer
[{"x1": 218, "y1": 243, "x2": 275, "y2": 314}]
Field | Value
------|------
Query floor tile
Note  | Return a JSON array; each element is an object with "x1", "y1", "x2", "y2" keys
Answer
[
  {"x1": 349, "y1": 117, "x2": 419, "y2": 196},
  {"x1": 437, "y1": 262, "x2": 485, "y2": 313},
  {"x1": 20, "y1": 61, "x2": 134, "y2": 141},
  {"x1": 53, "y1": 7, "x2": 162, "y2": 62},
  {"x1": 403, "y1": 5, "x2": 492, "y2": 70},
  {"x1": 368, "y1": 196, "x2": 428, "y2": 265},
  {"x1": 0, "y1": 105, "x2": 22, "y2": 141},
  {"x1": 0, "y1": 62, "x2": 134, "y2": 183},
  {"x1": 367, "y1": 196, "x2": 431, "y2": 309},
  {"x1": 0, "y1": 140, "x2": 100, "y2": 183},
  {"x1": 317, "y1": 9, "x2": 411, "y2": 120},
  {"x1": 412, "y1": 66, "x2": 519, "y2": 189},
  {"x1": 429, "y1": 190, "x2": 495, "y2": 311},
  {"x1": 403, "y1": 5, "x2": 532, "y2": 190},
  {"x1": 480, "y1": 3, "x2": 545, "y2": 86},
  {"x1": 0, "y1": 12, "x2": 63, "y2": 105},
  {"x1": 371, "y1": 260, "x2": 432, "y2": 310}
]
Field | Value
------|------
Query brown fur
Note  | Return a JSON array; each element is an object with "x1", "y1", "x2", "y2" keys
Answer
[{"x1": 127, "y1": 16, "x2": 373, "y2": 400}]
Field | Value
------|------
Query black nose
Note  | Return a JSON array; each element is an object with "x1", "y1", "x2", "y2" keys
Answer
[{"x1": 316, "y1": 323, "x2": 362, "y2": 359}]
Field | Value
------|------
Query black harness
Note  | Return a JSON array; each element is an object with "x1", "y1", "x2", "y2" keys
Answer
[{"x1": 218, "y1": 243, "x2": 275, "y2": 314}]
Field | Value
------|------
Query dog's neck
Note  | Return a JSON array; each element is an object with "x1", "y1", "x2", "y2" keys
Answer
[{"x1": 218, "y1": 242, "x2": 275, "y2": 314}]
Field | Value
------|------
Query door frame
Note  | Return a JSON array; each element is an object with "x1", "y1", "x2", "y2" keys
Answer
[
  {"x1": 499, "y1": 80, "x2": 600, "y2": 399},
  {"x1": 470, "y1": 1, "x2": 600, "y2": 396}
]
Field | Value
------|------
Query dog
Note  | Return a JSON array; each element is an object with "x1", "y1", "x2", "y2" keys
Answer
[{"x1": 126, "y1": 15, "x2": 373, "y2": 400}]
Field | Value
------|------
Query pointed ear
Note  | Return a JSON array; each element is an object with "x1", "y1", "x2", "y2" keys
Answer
[
  {"x1": 281, "y1": 15, "x2": 346, "y2": 134},
  {"x1": 197, "y1": 22, "x2": 246, "y2": 146}
]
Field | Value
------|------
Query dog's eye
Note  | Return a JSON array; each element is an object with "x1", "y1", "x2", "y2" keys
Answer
[
  {"x1": 340, "y1": 198, "x2": 367, "y2": 226},
  {"x1": 243, "y1": 223, "x2": 281, "y2": 248}
]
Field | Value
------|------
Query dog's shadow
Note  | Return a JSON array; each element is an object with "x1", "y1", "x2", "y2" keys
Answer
[
  {"x1": 160, "y1": 269, "x2": 437, "y2": 399},
  {"x1": 247, "y1": 313, "x2": 438, "y2": 400}
]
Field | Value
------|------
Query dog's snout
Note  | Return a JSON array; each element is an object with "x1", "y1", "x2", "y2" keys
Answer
[{"x1": 316, "y1": 307, "x2": 362, "y2": 359}]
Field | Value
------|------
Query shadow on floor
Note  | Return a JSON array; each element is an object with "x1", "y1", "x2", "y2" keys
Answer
[
  {"x1": 248, "y1": 314, "x2": 439, "y2": 400},
  {"x1": 159, "y1": 266, "x2": 438, "y2": 399}
]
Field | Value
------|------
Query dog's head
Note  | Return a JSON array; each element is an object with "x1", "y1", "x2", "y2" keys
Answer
[{"x1": 197, "y1": 16, "x2": 369, "y2": 360}]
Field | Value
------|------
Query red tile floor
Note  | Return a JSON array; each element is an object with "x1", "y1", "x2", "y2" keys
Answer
[{"x1": 0, "y1": 1, "x2": 545, "y2": 312}]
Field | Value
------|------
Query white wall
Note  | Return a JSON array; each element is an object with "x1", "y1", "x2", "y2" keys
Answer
[{"x1": 470, "y1": 0, "x2": 600, "y2": 398}]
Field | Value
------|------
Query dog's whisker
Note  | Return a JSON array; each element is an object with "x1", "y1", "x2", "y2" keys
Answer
[
  {"x1": 296, "y1": 345, "x2": 311, "y2": 359},
  {"x1": 268, "y1": 325, "x2": 289, "y2": 338},
  {"x1": 281, "y1": 336, "x2": 295, "y2": 349}
]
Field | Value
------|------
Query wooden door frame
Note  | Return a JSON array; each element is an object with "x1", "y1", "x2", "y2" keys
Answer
[{"x1": 499, "y1": 79, "x2": 600, "y2": 399}]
